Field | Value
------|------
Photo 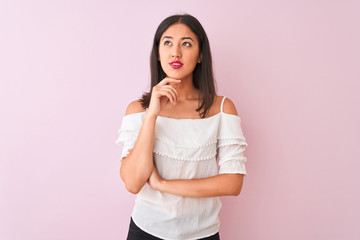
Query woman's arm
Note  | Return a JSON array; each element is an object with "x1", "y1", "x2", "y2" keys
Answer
[
  {"x1": 120, "y1": 78, "x2": 180, "y2": 195},
  {"x1": 120, "y1": 100, "x2": 157, "y2": 194},
  {"x1": 147, "y1": 166, "x2": 244, "y2": 198}
]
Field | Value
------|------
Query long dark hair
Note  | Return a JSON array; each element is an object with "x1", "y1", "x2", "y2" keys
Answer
[{"x1": 139, "y1": 14, "x2": 217, "y2": 118}]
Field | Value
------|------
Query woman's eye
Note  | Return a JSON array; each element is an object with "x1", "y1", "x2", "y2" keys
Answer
[{"x1": 163, "y1": 41, "x2": 191, "y2": 47}]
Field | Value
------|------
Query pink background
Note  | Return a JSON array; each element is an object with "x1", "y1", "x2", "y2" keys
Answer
[{"x1": 1, "y1": 0, "x2": 359, "y2": 239}]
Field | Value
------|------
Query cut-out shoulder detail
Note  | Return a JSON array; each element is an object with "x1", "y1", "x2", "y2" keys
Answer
[
  {"x1": 125, "y1": 99, "x2": 146, "y2": 116},
  {"x1": 123, "y1": 110, "x2": 241, "y2": 121},
  {"x1": 222, "y1": 97, "x2": 239, "y2": 117},
  {"x1": 123, "y1": 96, "x2": 240, "y2": 120},
  {"x1": 123, "y1": 96, "x2": 242, "y2": 120}
]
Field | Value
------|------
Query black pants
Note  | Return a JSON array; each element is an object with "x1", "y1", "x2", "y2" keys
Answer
[{"x1": 126, "y1": 217, "x2": 220, "y2": 240}]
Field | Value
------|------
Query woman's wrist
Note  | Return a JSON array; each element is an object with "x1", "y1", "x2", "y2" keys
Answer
[
  {"x1": 157, "y1": 179, "x2": 167, "y2": 192},
  {"x1": 144, "y1": 111, "x2": 158, "y2": 121},
  {"x1": 151, "y1": 177, "x2": 166, "y2": 192}
]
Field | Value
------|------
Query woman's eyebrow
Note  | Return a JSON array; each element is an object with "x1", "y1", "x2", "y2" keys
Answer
[{"x1": 162, "y1": 36, "x2": 194, "y2": 41}]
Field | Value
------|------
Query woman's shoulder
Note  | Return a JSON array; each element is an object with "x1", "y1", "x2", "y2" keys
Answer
[
  {"x1": 214, "y1": 95, "x2": 239, "y2": 117},
  {"x1": 125, "y1": 99, "x2": 147, "y2": 116}
]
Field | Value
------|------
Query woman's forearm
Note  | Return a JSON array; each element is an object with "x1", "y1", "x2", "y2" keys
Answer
[
  {"x1": 157, "y1": 174, "x2": 244, "y2": 198},
  {"x1": 120, "y1": 112, "x2": 157, "y2": 194}
]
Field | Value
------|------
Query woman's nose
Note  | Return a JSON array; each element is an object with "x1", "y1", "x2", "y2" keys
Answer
[{"x1": 171, "y1": 47, "x2": 181, "y2": 58}]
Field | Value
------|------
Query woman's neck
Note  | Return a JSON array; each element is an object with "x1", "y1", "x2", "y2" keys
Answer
[{"x1": 172, "y1": 74, "x2": 200, "y2": 102}]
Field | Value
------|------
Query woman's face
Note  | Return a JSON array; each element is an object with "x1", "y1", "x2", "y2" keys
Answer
[{"x1": 158, "y1": 23, "x2": 201, "y2": 80}]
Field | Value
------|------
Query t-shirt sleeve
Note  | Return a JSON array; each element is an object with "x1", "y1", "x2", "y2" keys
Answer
[
  {"x1": 216, "y1": 114, "x2": 248, "y2": 175},
  {"x1": 115, "y1": 113, "x2": 144, "y2": 163}
]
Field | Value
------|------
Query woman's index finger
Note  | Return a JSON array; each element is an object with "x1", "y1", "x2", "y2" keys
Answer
[{"x1": 159, "y1": 78, "x2": 181, "y2": 85}]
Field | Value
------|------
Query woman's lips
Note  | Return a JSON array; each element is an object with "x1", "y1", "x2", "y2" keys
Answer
[{"x1": 170, "y1": 61, "x2": 183, "y2": 69}]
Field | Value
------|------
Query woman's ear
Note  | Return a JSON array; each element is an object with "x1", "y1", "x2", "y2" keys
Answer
[{"x1": 197, "y1": 54, "x2": 202, "y2": 63}]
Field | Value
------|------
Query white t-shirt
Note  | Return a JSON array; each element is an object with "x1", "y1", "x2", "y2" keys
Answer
[{"x1": 115, "y1": 96, "x2": 248, "y2": 240}]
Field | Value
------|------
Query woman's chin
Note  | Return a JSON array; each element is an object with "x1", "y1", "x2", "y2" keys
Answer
[{"x1": 165, "y1": 72, "x2": 191, "y2": 80}]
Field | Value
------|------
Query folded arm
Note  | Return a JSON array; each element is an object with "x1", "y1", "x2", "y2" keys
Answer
[{"x1": 147, "y1": 166, "x2": 244, "y2": 198}]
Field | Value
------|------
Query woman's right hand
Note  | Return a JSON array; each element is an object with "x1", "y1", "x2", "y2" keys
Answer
[{"x1": 147, "y1": 77, "x2": 181, "y2": 117}]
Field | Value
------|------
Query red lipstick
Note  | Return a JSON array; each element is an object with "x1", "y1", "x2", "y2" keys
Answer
[{"x1": 170, "y1": 60, "x2": 183, "y2": 69}]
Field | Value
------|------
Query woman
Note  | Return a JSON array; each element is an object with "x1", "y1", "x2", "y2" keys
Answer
[{"x1": 116, "y1": 14, "x2": 248, "y2": 240}]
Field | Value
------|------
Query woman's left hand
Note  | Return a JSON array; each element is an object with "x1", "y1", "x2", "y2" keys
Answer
[{"x1": 147, "y1": 165, "x2": 164, "y2": 191}]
